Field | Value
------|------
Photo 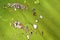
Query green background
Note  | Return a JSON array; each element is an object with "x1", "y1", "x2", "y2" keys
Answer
[{"x1": 0, "y1": 0, "x2": 60, "y2": 40}]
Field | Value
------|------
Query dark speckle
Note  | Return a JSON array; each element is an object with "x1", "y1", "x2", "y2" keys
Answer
[
  {"x1": 32, "y1": 8, "x2": 37, "y2": 16},
  {"x1": 30, "y1": 31, "x2": 33, "y2": 34},
  {"x1": 33, "y1": 12, "x2": 36, "y2": 16},
  {"x1": 42, "y1": 31, "x2": 44, "y2": 36}
]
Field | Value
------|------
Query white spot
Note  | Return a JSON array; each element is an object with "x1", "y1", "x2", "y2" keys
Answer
[
  {"x1": 36, "y1": 19, "x2": 38, "y2": 23},
  {"x1": 33, "y1": 24, "x2": 37, "y2": 29},
  {"x1": 14, "y1": 8, "x2": 16, "y2": 11},
  {"x1": 17, "y1": 6, "x2": 19, "y2": 8},
  {"x1": 8, "y1": 3, "x2": 12, "y2": 7},
  {"x1": 40, "y1": 15, "x2": 43, "y2": 19},
  {"x1": 27, "y1": 35, "x2": 30, "y2": 40},
  {"x1": 34, "y1": 0, "x2": 39, "y2": 4},
  {"x1": 13, "y1": 21, "x2": 22, "y2": 29},
  {"x1": 8, "y1": 3, "x2": 11, "y2": 6}
]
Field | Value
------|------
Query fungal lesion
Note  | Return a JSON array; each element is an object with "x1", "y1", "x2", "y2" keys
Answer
[
  {"x1": 3, "y1": 3, "x2": 27, "y2": 11},
  {"x1": 2, "y1": 1, "x2": 44, "y2": 40},
  {"x1": 13, "y1": 21, "x2": 25, "y2": 29},
  {"x1": 32, "y1": 8, "x2": 37, "y2": 16}
]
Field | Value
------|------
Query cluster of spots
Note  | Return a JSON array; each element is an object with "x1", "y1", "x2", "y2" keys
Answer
[
  {"x1": 12, "y1": 15, "x2": 43, "y2": 40},
  {"x1": 3, "y1": 3, "x2": 26, "y2": 11},
  {"x1": 8, "y1": 3, "x2": 26, "y2": 11},
  {"x1": 3, "y1": 1, "x2": 44, "y2": 40},
  {"x1": 13, "y1": 21, "x2": 24, "y2": 29},
  {"x1": 32, "y1": 8, "x2": 37, "y2": 16}
]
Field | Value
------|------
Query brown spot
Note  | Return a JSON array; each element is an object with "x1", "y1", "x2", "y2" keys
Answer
[
  {"x1": 33, "y1": 12, "x2": 36, "y2": 16},
  {"x1": 32, "y1": 8, "x2": 37, "y2": 16},
  {"x1": 19, "y1": 23, "x2": 25, "y2": 29}
]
